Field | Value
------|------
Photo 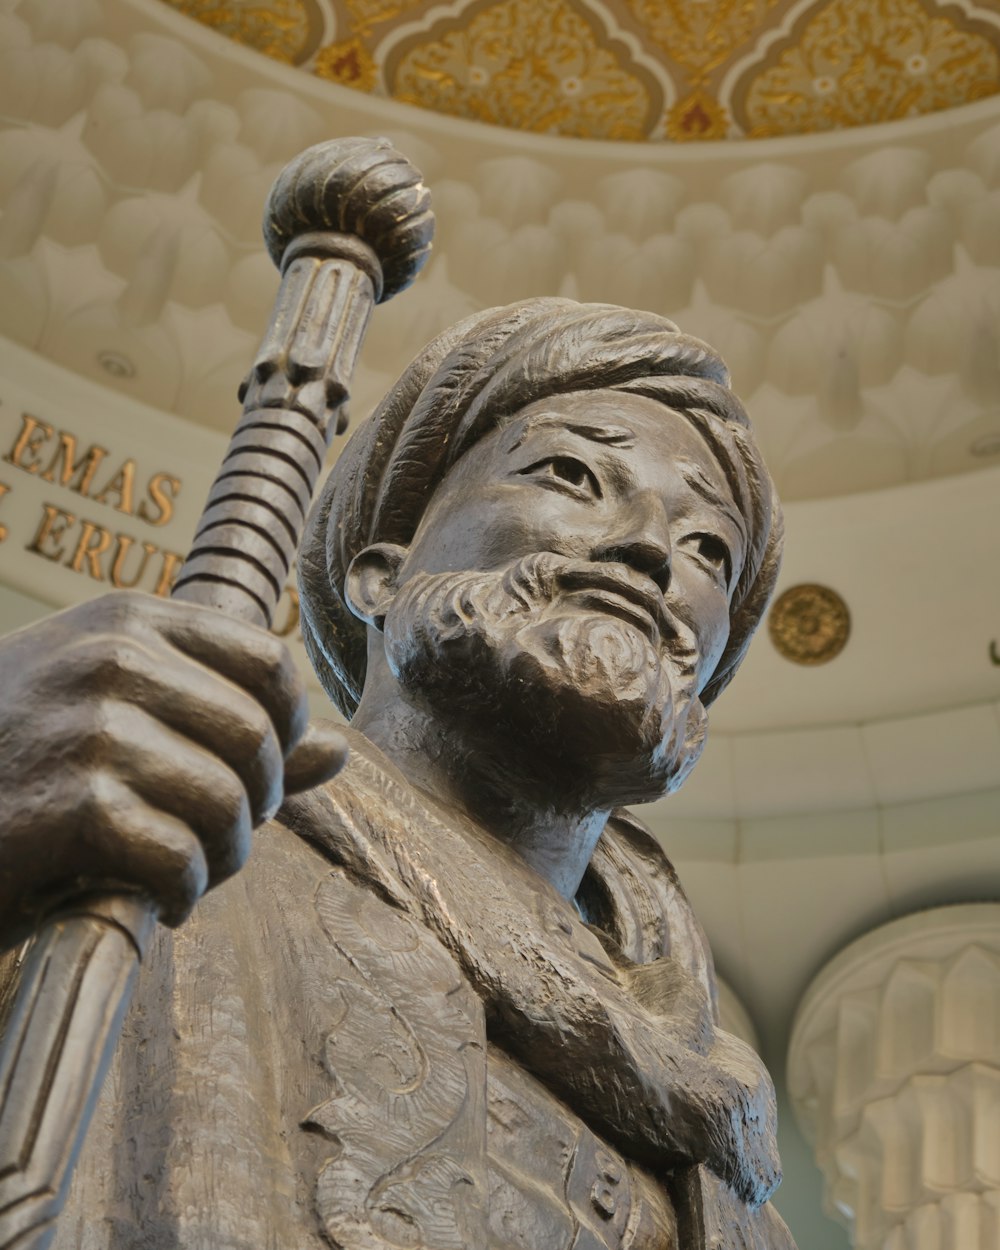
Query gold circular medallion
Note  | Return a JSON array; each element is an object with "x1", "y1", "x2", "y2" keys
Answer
[{"x1": 768, "y1": 583, "x2": 850, "y2": 665}]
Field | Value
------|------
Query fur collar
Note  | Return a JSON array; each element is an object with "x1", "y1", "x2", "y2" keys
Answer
[{"x1": 280, "y1": 726, "x2": 780, "y2": 1216}]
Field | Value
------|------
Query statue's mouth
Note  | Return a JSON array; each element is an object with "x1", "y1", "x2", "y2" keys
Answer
[{"x1": 554, "y1": 564, "x2": 674, "y2": 650}]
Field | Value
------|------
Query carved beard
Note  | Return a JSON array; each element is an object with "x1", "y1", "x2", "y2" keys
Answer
[{"x1": 382, "y1": 553, "x2": 708, "y2": 808}]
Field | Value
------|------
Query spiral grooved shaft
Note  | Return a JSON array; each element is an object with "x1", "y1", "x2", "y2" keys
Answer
[
  {"x1": 171, "y1": 256, "x2": 373, "y2": 627},
  {"x1": 172, "y1": 407, "x2": 329, "y2": 625}
]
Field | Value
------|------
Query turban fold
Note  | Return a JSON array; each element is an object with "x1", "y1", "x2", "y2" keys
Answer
[{"x1": 299, "y1": 298, "x2": 782, "y2": 717}]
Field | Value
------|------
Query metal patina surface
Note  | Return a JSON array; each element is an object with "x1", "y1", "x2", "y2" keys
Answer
[{"x1": 0, "y1": 139, "x2": 795, "y2": 1250}]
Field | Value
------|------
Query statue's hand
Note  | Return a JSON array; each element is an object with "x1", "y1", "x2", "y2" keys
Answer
[{"x1": 0, "y1": 590, "x2": 346, "y2": 950}]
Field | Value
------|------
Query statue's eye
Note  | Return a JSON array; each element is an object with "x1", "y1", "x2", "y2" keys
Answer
[
  {"x1": 693, "y1": 533, "x2": 733, "y2": 586},
  {"x1": 520, "y1": 456, "x2": 602, "y2": 498}
]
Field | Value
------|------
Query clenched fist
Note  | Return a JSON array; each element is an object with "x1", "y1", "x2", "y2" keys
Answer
[{"x1": 0, "y1": 591, "x2": 346, "y2": 950}]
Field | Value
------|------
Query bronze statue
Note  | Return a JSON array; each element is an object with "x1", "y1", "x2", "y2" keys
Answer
[{"x1": 0, "y1": 146, "x2": 795, "y2": 1250}]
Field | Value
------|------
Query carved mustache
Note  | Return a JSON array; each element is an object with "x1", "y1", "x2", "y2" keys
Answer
[{"x1": 495, "y1": 553, "x2": 698, "y2": 663}]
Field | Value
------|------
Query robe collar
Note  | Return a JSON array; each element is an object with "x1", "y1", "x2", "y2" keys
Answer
[{"x1": 280, "y1": 725, "x2": 780, "y2": 1211}]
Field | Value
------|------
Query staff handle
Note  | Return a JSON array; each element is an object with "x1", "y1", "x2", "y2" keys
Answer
[{"x1": 0, "y1": 137, "x2": 432, "y2": 1250}]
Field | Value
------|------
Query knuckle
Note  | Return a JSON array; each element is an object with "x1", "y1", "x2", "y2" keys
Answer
[
  {"x1": 76, "y1": 768, "x2": 125, "y2": 840},
  {"x1": 213, "y1": 814, "x2": 252, "y2": 885},
  {"x1": 203, "y1": 791, "x2": 252, "y2": 885},
  {"x1": 258, "y1": 624, "x2": 291, "y2": 668},
  {"x1": 226, "y1": 699, "x2": 284, "y2": 810},
  {"x1": 87, "y1": 590, "x2": 148, "y2": 633},
  {"x1": 257, "y1": 634, "x2": 299, "y2": 700},
  {"x1": 158, "y1": 841, "x2": 209, "y2": 927},
  {"x1": 258, "y1": 630, "x2": 299, "y2": 688},
  {"x1": 217, "y1": 771, "x2": 250, "y2": 827},
  {"x1": 167, "y1": 835, "x2": 209, "y2": 905},
  {"x1": 241, "y1": 701, "x2": 275, "y2": 763},
  {"x1": 85, "y1": 696, "x2": 115, "y2": 740},
  {"x1": 74, "y1": 700, "x2": 127, "y2": 763},
  {"x1": 70, "y1": 634, "x2": 147, "y2": 690}
]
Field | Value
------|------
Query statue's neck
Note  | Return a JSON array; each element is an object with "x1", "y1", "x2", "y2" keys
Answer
[{"x1": 350, "y1": 687, "x2": 609, "y2": 901}]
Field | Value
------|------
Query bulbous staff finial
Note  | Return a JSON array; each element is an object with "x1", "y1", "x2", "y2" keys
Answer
[{"x1": 262, "y1": 136, "x2": 434, "y2": 303}]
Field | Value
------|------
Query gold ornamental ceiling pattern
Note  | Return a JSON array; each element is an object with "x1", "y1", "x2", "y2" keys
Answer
[{"x1": 161, "y1": 0, "x2": 1000, "y2": 141}]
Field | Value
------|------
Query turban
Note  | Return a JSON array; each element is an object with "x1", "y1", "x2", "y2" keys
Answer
[{"x1": 299, "y1": 298, "x2": 782, "y2": 717}]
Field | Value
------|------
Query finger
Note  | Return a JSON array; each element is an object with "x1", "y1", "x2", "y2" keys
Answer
[
  {"x1": 57, "y1": 770, "x2": 209, "y2": 928},
  {"x1": 138, "y1": 596, "x2": 309, "y2": 754},
  {"x1": 53, "y1": 634, "x2": 285, "y2": 825},
  {"x1": 282, "y1": 722, "x2": 348, "y2": 797},
  {"x1": 68, "y1": 701, "x2": 255, "y2": 886}
]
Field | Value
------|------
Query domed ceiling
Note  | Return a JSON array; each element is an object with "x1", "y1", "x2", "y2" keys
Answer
[
  {"x1": 160, "y1": 0, "x2": 1000, "y2": 141},
  {"x1": 4, "y1": 0, "x2": 1000, "y2": 505}
]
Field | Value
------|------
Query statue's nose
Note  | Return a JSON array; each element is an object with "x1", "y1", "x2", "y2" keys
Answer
[{"x1": 592, "y1": 491, "x2": 672, "y2": 593}]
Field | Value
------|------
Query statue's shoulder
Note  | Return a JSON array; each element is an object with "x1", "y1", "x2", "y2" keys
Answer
[{"x1": 277, "y1": 723, "x2": 425, "y2": 907}]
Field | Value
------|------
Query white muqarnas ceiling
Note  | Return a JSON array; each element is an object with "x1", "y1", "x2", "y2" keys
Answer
[{"x1": 3, "y1": 0, "x2": 1000, "y2": 504}]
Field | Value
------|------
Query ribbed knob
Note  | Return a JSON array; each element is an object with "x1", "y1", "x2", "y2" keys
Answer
[{"x1": 262, "y1": 136, "x2": 434, "y2": 302}]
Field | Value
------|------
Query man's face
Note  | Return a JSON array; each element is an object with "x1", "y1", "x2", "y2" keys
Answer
[{"x1": 366, "y1": 391, "x2": 747, "y2": 806}]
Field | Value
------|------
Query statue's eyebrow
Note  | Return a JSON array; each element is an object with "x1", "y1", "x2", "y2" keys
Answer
[
  {"x1": 563, "y1": 421, "x2": 636, "y2": 447},
  {"x1": 678, "y1": 461, "x2": 747, "y2": 544},
  {"x1": 508, "y1": 414, "x2": 636, "y2": 450}
]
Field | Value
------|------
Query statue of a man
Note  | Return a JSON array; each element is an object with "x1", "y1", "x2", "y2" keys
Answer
[{"x1": 0, "y1": 300, "x2": 794, "y2": 1249}]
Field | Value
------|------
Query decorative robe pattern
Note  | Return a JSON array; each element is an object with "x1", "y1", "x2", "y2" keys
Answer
[{"x1": 38, "y1": 728, "x2": 795, "y2": 1250}]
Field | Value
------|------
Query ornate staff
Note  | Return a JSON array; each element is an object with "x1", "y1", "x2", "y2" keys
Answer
[{"x1": 0, "y1": 137, "x2": 433, "y2": 1250}]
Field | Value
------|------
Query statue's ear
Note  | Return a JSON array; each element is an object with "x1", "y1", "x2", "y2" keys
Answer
[{"x1": 344, "y1": 543, "x2": 408, "y2": 631}]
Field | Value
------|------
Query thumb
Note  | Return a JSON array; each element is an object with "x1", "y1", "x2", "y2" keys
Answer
[{"x1": 283, "y1": 720, "x2": 349, "y2": 795}]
